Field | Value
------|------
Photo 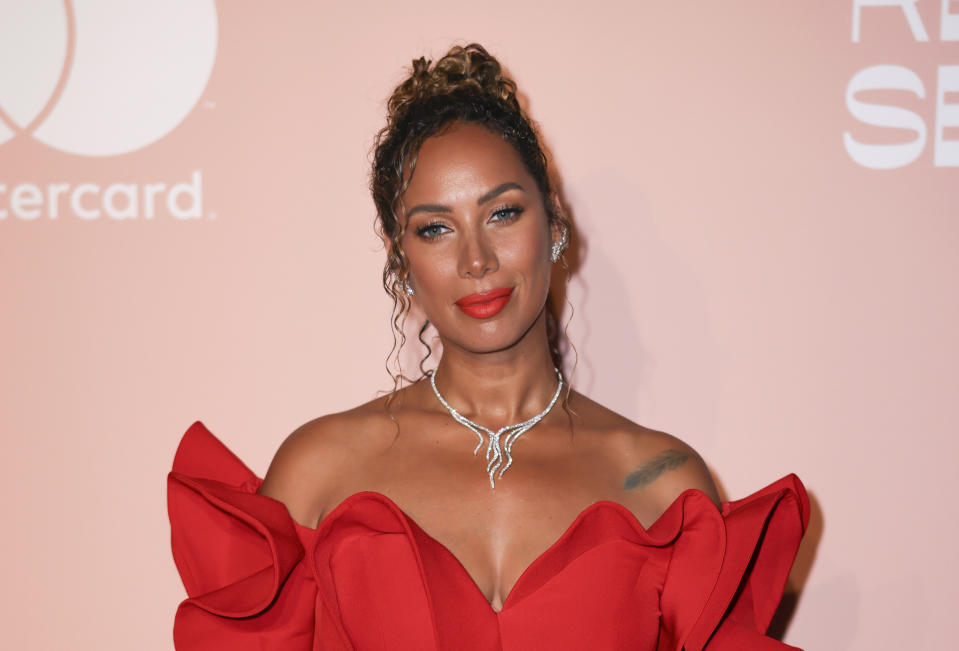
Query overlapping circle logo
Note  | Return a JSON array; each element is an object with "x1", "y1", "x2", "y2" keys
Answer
[{"x1": 0, "y1": 0, "x2": 217, "y2": 157}]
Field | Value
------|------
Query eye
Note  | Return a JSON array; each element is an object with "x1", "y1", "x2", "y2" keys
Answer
[
  {"x1": 490, "y1": 205, "x2": 524, "y2": 223},
  {"x1": 415, "y1": 221, "x2": 450, "y2": 240}
]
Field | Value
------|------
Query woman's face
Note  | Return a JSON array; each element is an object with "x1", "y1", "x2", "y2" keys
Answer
[{"x1": 400, "y1": 121, "x2": 557, "y2": 355}]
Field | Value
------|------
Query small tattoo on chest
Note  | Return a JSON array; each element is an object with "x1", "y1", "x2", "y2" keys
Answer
[{"x1": 623, "y1": 449, "x2": 690, "y2": 490}]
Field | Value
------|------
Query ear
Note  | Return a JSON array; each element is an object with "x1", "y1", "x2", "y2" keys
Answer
[{"x1": 545, "y1": 196, "x2": 557, "y2": 239}]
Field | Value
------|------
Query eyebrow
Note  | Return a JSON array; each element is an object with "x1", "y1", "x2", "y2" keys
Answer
[
  {"x1": 477, "y1": 182, "x2": 525, "y2": 206},
  {"x1": 405, "y1": 182, "x2": 526, "y2": 218}
]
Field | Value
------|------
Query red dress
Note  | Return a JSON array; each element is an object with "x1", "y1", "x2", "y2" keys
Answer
[{"x1": 168, "y1": 421, "x2": 809, "y2": 650}]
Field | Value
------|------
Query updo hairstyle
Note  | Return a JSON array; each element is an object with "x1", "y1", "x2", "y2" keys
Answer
[{"x1": 371, "y1": 43, "x2": 571, "y2": 381}]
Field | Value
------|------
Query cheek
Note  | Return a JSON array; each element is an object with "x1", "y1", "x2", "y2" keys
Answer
[
  {"x1": 404, "y1": 242, "x2": 457, "y2": 297},
  {"x1": 417, "y1": 258, "x2": 457, "y2": 294},
  {"x1": 501, "y1": 238, "x2": 545, "y2": 273},
  {"x1": 504, "y1": 221, "x2": 551, "y2": 273}
]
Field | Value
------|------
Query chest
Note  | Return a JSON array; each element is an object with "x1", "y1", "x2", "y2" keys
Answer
[
  {"x1": 305, "y1": 490, "x2": 670, "y2": 650},
  {"x1": 330, "y1": 437, "x2": 646, "y2": 611}
]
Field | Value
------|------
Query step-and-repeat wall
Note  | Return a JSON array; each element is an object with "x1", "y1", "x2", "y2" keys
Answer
[{"x1": 1, "y1": 1, "x2": 956, "y2": 649}]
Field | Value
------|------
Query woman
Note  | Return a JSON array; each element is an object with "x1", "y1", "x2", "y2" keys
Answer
[{"x1": 168, "y1": 44, "x2": 808, "y2": 650}]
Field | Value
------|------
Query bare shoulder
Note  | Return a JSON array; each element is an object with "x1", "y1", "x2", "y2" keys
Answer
[
  {"x1": 618, "y1": 428, "x2": 721, "y2": 512},
  {"x1": 569, "y1": 391, "x2": 721, "y2": 512},
  {"x1": 258, "y1": 393, "x2": 398, "y2": 527}
]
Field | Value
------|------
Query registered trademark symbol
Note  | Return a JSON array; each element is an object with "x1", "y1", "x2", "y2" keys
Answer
[
  {"x1": 208, "y1": 212, "x2": 217, "y2": 219},
  {"x1": 202, "y1": 100, "x2": 216, "y2": 109}
]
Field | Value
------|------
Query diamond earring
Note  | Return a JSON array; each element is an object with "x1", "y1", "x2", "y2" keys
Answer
[
  {"x1": 550, "y1": 229, "x2": 568, "y2": 263},
  {"x1": 403, "y1": 280, "x2": 415, "y2": 296}
]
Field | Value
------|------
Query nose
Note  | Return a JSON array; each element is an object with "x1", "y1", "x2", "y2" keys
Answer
[{"x1": 457, "y1": 228, "x2": 498, "y2": 279}]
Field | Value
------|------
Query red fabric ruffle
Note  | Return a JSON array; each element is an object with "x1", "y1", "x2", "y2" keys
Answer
[{"x1": 168, "y1": 421, "x2": 808, "y2": 650}]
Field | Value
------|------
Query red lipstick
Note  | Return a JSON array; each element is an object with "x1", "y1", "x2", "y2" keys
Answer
[{"x1": 455, "y1": 287, "x2": 514, "y2": 319}]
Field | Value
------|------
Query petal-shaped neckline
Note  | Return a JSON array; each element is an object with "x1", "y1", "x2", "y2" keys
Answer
[
  {"x1": 172, "y1": 423, "x2": 808, "y2": 650},
  {"x1": 293, "y1": 488, "x2": 718, "y2": 613}
]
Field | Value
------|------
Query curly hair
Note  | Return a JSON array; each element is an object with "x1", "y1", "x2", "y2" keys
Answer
[{"x1": 371, "y1": 43, "x2": 572, "y2": 390}]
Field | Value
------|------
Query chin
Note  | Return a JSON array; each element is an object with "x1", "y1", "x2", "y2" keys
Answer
[{"x1": 446, "y1": 308, "x2": 546, "y2": 355}]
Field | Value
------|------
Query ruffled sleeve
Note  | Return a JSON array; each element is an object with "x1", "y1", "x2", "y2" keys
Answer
[
  {"x1": 167, "y1": 421, "x2": 317, "y2": 651},
  {"x1": 660, "y1": 474, "x2": 810, "y2": 651}
]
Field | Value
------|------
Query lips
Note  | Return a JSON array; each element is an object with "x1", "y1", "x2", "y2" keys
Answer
[{"x1": 455, "y1": 287, "x2": 514, "y2": 319}]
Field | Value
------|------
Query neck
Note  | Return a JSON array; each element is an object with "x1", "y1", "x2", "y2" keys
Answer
[{"x1": 431, "y1": 310, "x2": 561, "y2": 427}]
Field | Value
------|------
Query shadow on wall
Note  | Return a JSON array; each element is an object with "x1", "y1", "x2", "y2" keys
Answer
[{"x1": 549, "y1": 164, "x2": 719, "y2": 445}]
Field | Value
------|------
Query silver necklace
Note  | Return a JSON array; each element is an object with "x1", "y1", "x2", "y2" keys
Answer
[{"x1": 428, "y1": 367, "x2": 564, "y2": 489}]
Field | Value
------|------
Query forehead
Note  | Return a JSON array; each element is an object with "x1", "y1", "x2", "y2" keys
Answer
[{"x1": 404, "y1": 122, "x2": 535, "y2": 202}]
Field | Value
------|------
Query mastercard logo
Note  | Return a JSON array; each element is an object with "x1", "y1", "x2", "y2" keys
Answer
[{"x1": 0, "y1": 0, "x2": 217, "y2": 157}]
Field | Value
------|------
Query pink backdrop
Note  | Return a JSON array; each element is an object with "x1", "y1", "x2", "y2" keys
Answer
[{"x1": 2, "y1": 1, "x2": 957, "y2": 649}]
